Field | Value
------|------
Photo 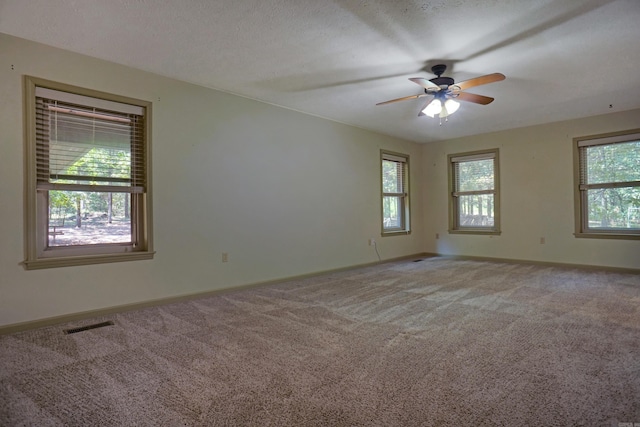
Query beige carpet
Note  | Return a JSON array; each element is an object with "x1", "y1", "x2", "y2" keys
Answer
[{"x1": 1, "y1": 258, "x2": 639, "y2": 426}]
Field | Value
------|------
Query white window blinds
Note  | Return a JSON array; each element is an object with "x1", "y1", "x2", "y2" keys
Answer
[
  {"x1": 452, "y1": 152, "x2": 495, "y2": 196},
  {"x1": 35, "y1": 87, "x2": 146, "y2": 194}
]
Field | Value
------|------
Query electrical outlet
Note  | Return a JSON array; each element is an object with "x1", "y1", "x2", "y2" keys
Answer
[
  {"x1": 368, "y1": 238, "x2": 376, "y2": 246},
  {"x1": 222, "y1": 252, "x2": 229, "y2": 262}
]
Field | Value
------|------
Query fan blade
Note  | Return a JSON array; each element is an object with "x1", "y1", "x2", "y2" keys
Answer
[
  {"x1": 455, "y1": 92, "x2": 495, "y2": 105},
  {"x1": 417, "y1": 97, "x2": 433, "y2": 117},
  {"x1": 454, "y1": 73, "x2": 505, "y2": 91},
  {"x1": 409, "y1": 77, "x2": 440, "y2": 91},
  {"x1": 376, "y1": 93, "x2": 428, "y2": 106}
]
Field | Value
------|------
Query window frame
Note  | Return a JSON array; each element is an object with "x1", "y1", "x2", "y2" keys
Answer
[
  {"x1": 381, "y1": 150, "x2": 411, "y2": 236},
  {"x1": 448, "y1": 148, "x2": 500, "y2": 235},
  {"x1": 573, "y1": 129, "x2": 640, "y2": 240},
  {"x1": 23, "y1": 76, "x2": 154, "y2": 269}
]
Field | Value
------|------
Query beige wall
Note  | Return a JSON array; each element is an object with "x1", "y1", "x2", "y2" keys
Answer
[
  {"x1": 422, "y1": 109, "x2": 640, "y2": 269},
  {"x1": 0, "y1": 34, "x2": 423, "y2": 328},
  {"x1": 1, "y1": 33, "x2": 638, "y2": 329}
]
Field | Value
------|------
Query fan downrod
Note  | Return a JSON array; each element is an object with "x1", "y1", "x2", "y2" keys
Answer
[{"x1": 431, "y1": 64, "x2": 447, "y2": 77}]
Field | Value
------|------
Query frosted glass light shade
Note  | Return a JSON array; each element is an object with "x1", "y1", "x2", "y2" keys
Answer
[
  {"x1": 423, "y1": 99, "x2": 442, "y2": 117},
  {"x1": 445, "y1": 99, "x2": 460, "y2": 114}
]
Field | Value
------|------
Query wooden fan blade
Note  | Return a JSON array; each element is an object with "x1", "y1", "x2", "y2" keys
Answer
[
  {"x1": 455, "y1": 92, "x2": 495, "y2": 105},
  {"x1": 409, "y1": 77, "x2": 440, "y2": 91},
  {"x1": 376, "y1": 93, "x2": 427, "y2": 106},
  {"x1": 454, "y1": 73, "x2": 505, "y2": 91}
]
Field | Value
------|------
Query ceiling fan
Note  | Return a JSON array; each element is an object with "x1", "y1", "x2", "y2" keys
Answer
[{"x1": 376, "y1": 64, "x2": 505, "y2": 121}]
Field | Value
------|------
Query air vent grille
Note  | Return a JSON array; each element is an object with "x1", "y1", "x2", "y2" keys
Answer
[{"x1": 64, "y1": 321, "x2": 114, "y2": 334}]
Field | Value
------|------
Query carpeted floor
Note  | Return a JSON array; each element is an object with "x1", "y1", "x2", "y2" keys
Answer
[{"x1": 1, "y1": 258, "x2": 639, "y2": 426}]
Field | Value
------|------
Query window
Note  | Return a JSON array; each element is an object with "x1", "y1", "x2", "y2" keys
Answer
[
  {"x1": 574, "y1": 130, "x2": 640, "y2": 239},
  {"x1": 23, "y1": 76, "x2": 153, "y2": 269},
  {"x1": 448, "y1": 149, "x2": 500, "y2": 234},
  {"x1": 381, "y1": 150, "x2": 410, "y2": 234}
]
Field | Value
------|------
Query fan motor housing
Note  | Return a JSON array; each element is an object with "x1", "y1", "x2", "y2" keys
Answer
[{"x1": 429, "y1": 76, "x2": 454, "y2": 87}]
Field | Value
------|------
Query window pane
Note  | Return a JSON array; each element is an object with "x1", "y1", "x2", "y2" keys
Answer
[
  {"x1": 457, "y1": 159, "x2": 494, "y2": 192},
  {"x1": 586, "y1": 187, "x2": 640, "y2": 229},
  {"x1": 383, "y1": 196, "x2": 402, "y2": 229},
  {"x1": 458, "y1": 194, "x2": 495, "y2": 227},
  {"x1": 586, "y1": 141, "x2": 640, "y2": 184},
  {"x1": 49, "y1": 145, "x2": 133, "y2": 187},
  {"x1": 48, "y1": 190, "x2": 132, "y2": 247},
  {"x1": 382, "y1": 160, "x2": 403, "y2": 193}
]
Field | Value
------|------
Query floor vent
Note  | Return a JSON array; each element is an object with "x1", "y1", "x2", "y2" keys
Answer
[
  {"x1": 413, "y1": 259, "x2": 424, "y2": 262},
  {"x1": 64, "y1": 321, "x2": 114, "y2": 335}
]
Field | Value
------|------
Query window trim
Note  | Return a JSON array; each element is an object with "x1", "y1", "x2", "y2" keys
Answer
[
  {"x1": 448, "y1": 148, "x2": 500, "y2": 235},
  {"x1": 380, "y1": 150, "x2": 411, "y2": 236},
  {"x1": 23, "y1": 76, "x2": 154, "y2": 269},
  {"x1": 573, "y1": 128, "x2": 640, "y2": 240}
]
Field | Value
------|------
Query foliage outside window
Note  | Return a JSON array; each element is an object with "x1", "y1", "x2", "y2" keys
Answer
[
  {"x1": 448, "y1": 149, "x2": 500, "y2": 234},
  {"x1": 574, "y1": 130, "x2": 640, "y2": 239},
  {"x1": 23, "y1": 76, "x2": 153, "y2": 269},
  {"x1": 381, "y1": 151, "x2": 410, "y2": 235}
]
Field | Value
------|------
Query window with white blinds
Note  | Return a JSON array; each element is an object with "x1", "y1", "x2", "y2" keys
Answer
[
  {"x1": 24, "y1": 77, "x2": 153, "y2": 269},
  {"x1": 35, "y1": 87, "x2": 146, "y2": 193},
  {"x1": 575, "y1": 130, "x2": 640, "y2": 238},
  {"x1": 449, "y1": 149, "x2": 500, "y2": 234},
  {"x1": 381, "y1": 151, "x2": 410, "y2": 234}
]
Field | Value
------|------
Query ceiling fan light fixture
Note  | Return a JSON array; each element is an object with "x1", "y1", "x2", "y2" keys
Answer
[
  {"x1": 423, "y1": 99, "x2": 442, "y2": 117},
  {"x1": 377, "y1": 65, "x2": 505, "y2": 123}
]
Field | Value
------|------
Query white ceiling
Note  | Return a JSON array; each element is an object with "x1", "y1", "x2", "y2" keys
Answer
[{"x1": 1, "y1": 0, "x2": 639, "y2": 143}]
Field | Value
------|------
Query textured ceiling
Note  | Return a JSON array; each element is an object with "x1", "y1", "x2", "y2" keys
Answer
[{"x1": 1, "y1": 0, "x2": 639, "y2": 143}]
